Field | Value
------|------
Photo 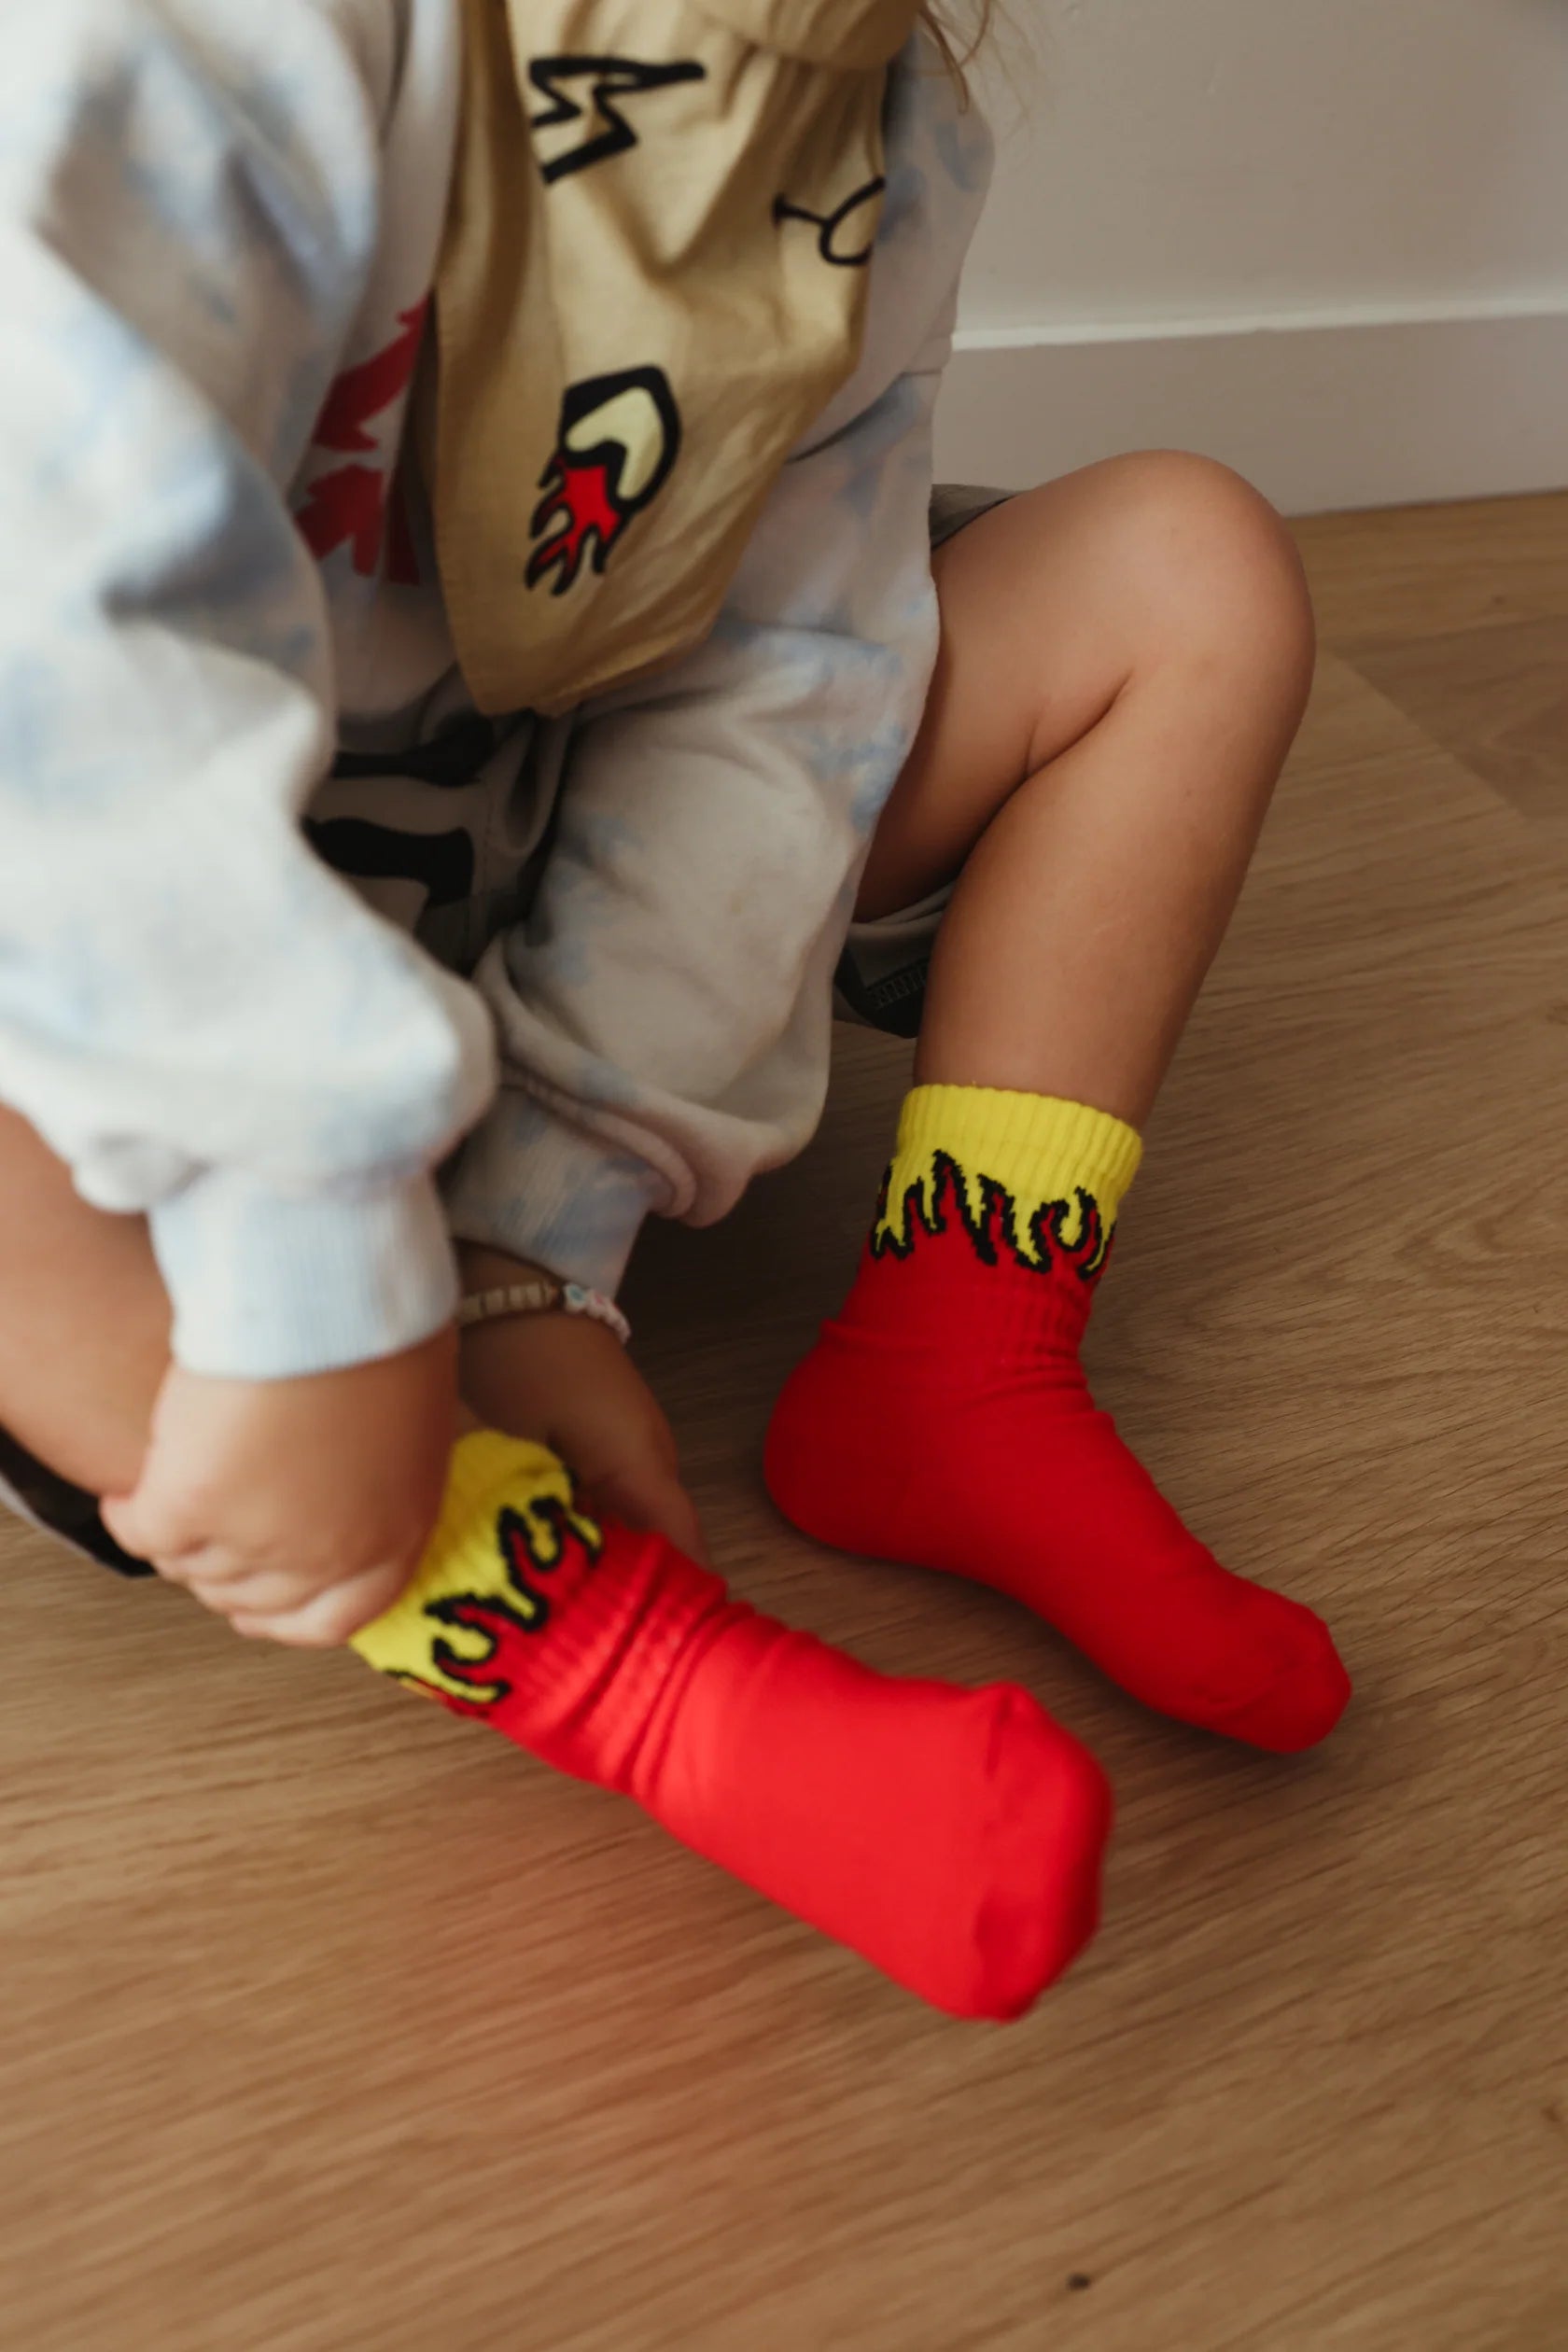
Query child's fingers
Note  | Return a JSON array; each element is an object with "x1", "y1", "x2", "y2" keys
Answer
[
  {"x1": 224, "y1": 1615, "x2": 279, "y2": 1641},
  {"x1": 217, "y1": 1561, "x2": 415, "y2": 1650},
  {"x1": 98, "y1": 1491, "x2": 155, "y2": 1561},
  {"x1": 101, "y1": 1483, "x2": 210, "y2": 1569},
  {"x1": 179, "y1": 1560, "x2": 317, "y2": 1614},
  {"x1": 169, "y1": 1556, "x2": 408, "y2": 1647},
  {"x1": 584, "y1": 1465, "x2": 709, "y2": 1565}
]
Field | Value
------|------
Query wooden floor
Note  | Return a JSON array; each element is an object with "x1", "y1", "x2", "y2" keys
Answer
[{"x1": 6, "y1": 496, "x2": 1568, "y2": 2352}]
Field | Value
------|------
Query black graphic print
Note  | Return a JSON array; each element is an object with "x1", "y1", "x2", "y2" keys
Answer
[
  {"x1": 305, "y1": 818, "x2": 475, "y2": 911},
  {"x1": 528, "y1": 366, "x2": 682, "y2": 595},
  {"x1": 773, "y1": 176, "x2": 888, "y2": 268},
  {"x1": 874, "y1": 1151, "x2": 1114, "y2": 1285},
  {"x1": 528, "y1": 54, "x2": 707, "y2": 184},
  {"x1": 330, "y1": 717, "x2": 498, "y2": 792}
]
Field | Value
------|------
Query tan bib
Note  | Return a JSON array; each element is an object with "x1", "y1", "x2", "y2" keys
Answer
[{"x1": 431, "y1": 0, "x2": 921, "y2": 715}]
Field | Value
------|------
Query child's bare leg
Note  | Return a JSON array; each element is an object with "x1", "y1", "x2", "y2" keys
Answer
[
  {"x1": 0, "y1": 1102, "x2": 168, "y2": 1496},
  {"x1": 862, "y1": 453, "x2": 1313, "y2": 1120},
  {"x1": 768, "y1": 453, "x2": 1351, "y2": 1752}
]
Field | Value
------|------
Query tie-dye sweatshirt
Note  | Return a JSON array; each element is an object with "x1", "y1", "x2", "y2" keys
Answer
[{"x1": 0, "y1": 3, "x2": 991, "y2": 1381}]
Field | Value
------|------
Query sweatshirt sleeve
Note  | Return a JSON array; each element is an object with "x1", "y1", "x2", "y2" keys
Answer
[
  {"x1": 443, "y1": 62, "x2": 992, "y2": 1295},
  {"x1": 0, "y1": 2, "x2": 497, "y2": 1379}
]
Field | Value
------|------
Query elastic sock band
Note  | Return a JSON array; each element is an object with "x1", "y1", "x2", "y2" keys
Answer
[
  {"x1": 877, "y1": 1085, "x2": 1143, "y2": 1263},
  {"x1": 351, "y1": 1429, "x2": 598, "y2": 1701}
]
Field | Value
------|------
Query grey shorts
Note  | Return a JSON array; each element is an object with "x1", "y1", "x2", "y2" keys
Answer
[
  {"x1": 832, "y1": 483, "x2": 1007, "y2": 1037},
  {"x1": 0, "y1": 1426, "x2": 151, "y2": 1575},
  {"x1": 2, "y1": 486, "x2": 1009, "y2": 1574}
]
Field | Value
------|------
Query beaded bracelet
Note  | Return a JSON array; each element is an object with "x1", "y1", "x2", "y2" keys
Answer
[{"x1": 456, "y1": 1275, "x2": 632, "y2": 1348}]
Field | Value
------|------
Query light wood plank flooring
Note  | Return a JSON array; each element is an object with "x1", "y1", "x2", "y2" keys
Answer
[{"x1": 4, "y1": 496, "x2": 1568, "y2": 2352}]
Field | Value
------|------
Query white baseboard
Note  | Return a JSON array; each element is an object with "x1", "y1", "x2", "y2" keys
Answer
[{"x1": 933, "y1": 301, "x2": 1568, "y2": 515}]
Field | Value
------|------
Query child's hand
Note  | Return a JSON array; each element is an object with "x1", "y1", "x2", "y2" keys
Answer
[
  {"x1": 457, "y1": 1249, "x2": 707, "y2": 1564},
  {"x1": 101, "y1": 1330, "x2": 459, "y2": 1646}
]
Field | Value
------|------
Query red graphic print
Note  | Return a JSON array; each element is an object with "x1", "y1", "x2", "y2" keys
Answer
[{"x1": 297, "y1": 300, "x2": 429, "y2": 580}]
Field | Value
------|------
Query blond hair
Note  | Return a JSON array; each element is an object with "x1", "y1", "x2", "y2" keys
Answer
[{"x1": 919, "y1": 1, "x2": 998, "y2": 84}]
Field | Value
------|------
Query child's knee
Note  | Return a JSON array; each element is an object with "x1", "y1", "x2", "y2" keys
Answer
[{"x1": 1100, "y1": 450, "x2": 1315, "y2": 710}]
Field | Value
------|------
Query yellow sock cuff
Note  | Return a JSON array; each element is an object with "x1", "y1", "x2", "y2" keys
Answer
[
  {"x1": 351, "y1": 1428, "x2": 600, "y2": 1703},
  {"x1": 875, "y1": 1085, "x2": 1143, "y2": 1270}
]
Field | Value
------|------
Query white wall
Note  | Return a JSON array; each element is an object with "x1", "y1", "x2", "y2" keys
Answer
[{"x1": 934, "y1": 0, "x2": 1568, "y2": 511}]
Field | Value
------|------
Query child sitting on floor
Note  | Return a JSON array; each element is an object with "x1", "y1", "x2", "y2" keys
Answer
[{"x1": 0, "y1": 0, "x2": 1348, "y2": 2019}]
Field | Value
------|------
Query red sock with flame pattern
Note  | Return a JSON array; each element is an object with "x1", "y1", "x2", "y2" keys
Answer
[
  {"x1": 352, "y1": 1428, "x2": 1111, "y2": 2021},
  {"x1": 765, "y1": 1086, "x2": 1351, "y2": 1754}
]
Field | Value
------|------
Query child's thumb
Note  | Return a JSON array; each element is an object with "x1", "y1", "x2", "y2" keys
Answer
[
  {"x1": 584, "y1": 1465, "x2": 710, "y2": 1567},
  {"x1": 99, "y1": 1483, "x2": 155, "y2": 1563}
]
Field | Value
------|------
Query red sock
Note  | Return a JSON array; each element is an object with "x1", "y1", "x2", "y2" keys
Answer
[
  {"x1": 354, "y1": 1431, "x2": 1111, "y2": 2020},
  {"x1": 765, "y1": 1086, "x2": 1351, "y2": 1754}
]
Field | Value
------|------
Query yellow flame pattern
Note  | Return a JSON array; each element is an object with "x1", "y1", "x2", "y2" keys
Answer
[
  {"x1": 874, "y1": 1085, "x2": 1142, "y2": 1272},
  {"x1": 351, "y1": 1429, "x2": 600, "y2": 1707}
]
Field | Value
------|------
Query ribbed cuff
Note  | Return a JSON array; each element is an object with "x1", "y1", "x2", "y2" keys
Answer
[
  {"x1": 150, "y1": 1169, "x2": 458, "y2": 1380},
  {"x1": 894, "y1": 1085, "x2": 1143, "y2": 1227},
  {"x1": 352, "y1": 1428, "x2": 575, "y2": 1685},
  {"x1": 352, "y1": 1424, "x2": 726, "y2": 1796},
  {"x1": 442, "y1": 1092, "x2": 666, "y2": 1295}
]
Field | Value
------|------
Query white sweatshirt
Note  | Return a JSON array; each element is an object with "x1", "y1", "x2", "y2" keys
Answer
[{"x1": 0, "y1": 1, "x2": 991, "y2": 1380}]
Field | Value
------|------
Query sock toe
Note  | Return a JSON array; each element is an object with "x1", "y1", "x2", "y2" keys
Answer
[
  {"x1": 1199, "y1": 1605, "x2": 1353, "y2": 1754},
  {"x1": 968, "y1": 1687, "x2": 1113, "y2": 2021},
  {"x1": 1212, "y1": 1627, "x2": 1353, "y2": 1758},
  {"x1": 657, "y1": 1631, "x2": 1114, "y2": 2021}
]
